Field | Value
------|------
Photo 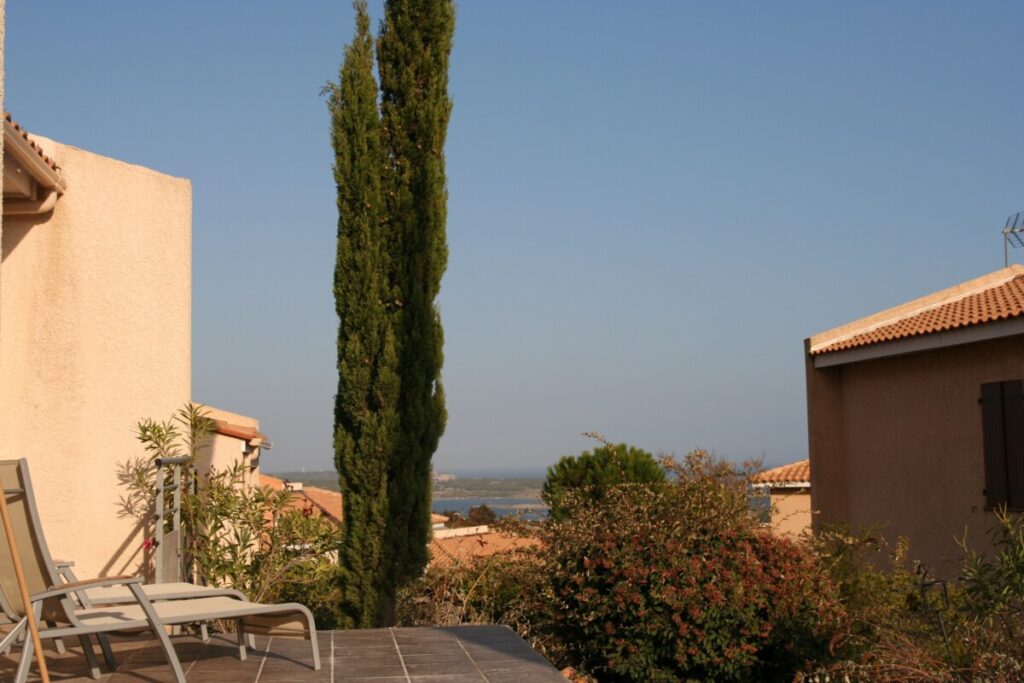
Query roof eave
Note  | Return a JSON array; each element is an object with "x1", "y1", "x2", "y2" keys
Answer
[
  {"x1": 4, "y1": 118, "x2": 66, "y2": 193},
  {"x1": 812, "y1": 315, "x2": 1024, "y2": 368},
  {"x1": 809, "y1": 266, "x2": 1024, "y2": 354}
]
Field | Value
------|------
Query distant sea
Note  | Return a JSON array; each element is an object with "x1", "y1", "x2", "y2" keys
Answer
[
  {"x1": 444, "y1": 468, "x2": 548, "y2": 478},
  {"x1": 433, "y1": 497, "x2": 548, "y2": 521}
]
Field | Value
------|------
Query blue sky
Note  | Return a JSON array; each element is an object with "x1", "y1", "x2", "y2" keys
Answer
[{"x1": 6, "y1": 2, "x2": 1022, "y2": 474}]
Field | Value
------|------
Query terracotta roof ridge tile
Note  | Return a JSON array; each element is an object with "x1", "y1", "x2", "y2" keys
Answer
[
  {"x1": 753, "y1": 459, "x2": 810, "y2": 485},
  {"x1": 4, "y1": 112, "x2": 61, "y2": 172},
  {"x1": 810, "y1": 266, "x2": 1024, "y2": 354}
]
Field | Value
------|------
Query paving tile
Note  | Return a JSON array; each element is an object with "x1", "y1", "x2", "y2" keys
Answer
[
  {"x1": 402, "y1": 652, "x2": 478, "y2": 676},
  {"x1": 476, "y1": 658, "x2": 553, "y2": 673},
  {"x1": 393, "y1": 641, "x2": 463, "y2": 655},
  {"x1": 329, "y1": 654, "x2": 408, "y2": 677},
  {"x1": 333, "y1": 644, "x2": 399, "y2": 657},
  {"x1": 484, "y1": 671, "x2": 567, "y2": 683}
]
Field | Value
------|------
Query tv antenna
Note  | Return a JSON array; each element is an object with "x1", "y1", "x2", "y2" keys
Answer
[{"x1": 1003, "y1": 211, "x2": 1024, "y2": 267}]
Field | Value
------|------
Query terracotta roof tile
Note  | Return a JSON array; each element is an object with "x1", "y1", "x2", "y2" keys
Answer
[
  {"x1": 753, "y1": 459, "x2": 810, "y2": 485},
  {"x1": 811, "y1": 267, "x2": 1024, "y2": 355},
  {"x1": 429, "y1": 531, "x2": 540, "y2": 567},
  {"x1": 4, "y1": 112, "x2": 60, "y2": 171},
  {"x1": 258, "y1": 474, "x2": 343, "y2": 524},
  {"x1": 301, "y1": 487, "x2": 343, "y2": 524},
  {"x1": 260, "y1": 474, "x2": 286, "y2": 491}
]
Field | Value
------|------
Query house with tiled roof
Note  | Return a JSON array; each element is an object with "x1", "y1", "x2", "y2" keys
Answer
[
  {"x1": 260, "y1": 474, "x2": 343, "y2": 524},
  {"x1": 806, "y1": 265, "x2": 1024, "y2": 575},
  {"x1": 429, "y1": 530, "x2": 540, "y2": 568},
  {"x1": 752, "y1": 459, "x2": 811, "y2": 537}
]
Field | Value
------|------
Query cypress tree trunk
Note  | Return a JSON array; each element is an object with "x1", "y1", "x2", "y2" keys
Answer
[
  {"x1": 378, "y1": 0, "x2": 454, "y2": 610},
  {"x1": 329, "y1": 0, "x2": 399, "y2": 628}
]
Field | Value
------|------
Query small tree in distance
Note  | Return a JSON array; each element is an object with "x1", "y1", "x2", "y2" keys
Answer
[{"x1": 542, "y1": 437, "x2": 665, "y2": 521}]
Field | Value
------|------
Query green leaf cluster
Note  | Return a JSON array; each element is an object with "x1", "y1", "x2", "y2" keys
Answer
[{"x1": 542, "y1": 443, "x2": 665, "y2": 521}]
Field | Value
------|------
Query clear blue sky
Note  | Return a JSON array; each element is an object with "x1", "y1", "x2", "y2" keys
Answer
[{"x1": 6, "y1": 2, "x2": 1022, "y2": 474}]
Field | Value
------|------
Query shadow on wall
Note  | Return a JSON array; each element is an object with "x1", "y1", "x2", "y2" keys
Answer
[{"x1": 1, "y1": 212, "x2": 49, "y2": 260}]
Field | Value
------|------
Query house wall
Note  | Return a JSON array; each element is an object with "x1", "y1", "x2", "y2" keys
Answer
[
  {"x1": 200, "y1": 407, "x2": 262, "y2": 487},
  {"x1": 807, "y1": 333, "x2": 1024, "y2": 577},
  {"x1": 0, "y1": 137, "x2": 191, "y2": 578},
  {"x1": 769, "y1": 488, "x2": 811, "y2": 538}
]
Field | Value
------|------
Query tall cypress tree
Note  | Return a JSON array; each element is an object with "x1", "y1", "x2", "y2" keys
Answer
[
  {"x1": 329, "y1": 0, "x2": 400, "y2": 628},
  {"x1": 377, "y1": 0, "x2": 454, "y2": 597}
]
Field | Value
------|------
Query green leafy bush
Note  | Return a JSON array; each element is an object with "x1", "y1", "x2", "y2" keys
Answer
[
  {"x1": 804, "y1": 516, "x2": 1024, "y2": 682},
  {"x1": 541, "y1": 450, "x2": 844, "y2": 682},
  {"x1": 542, "y1": 440, "x2": 664, "y2": 521}
]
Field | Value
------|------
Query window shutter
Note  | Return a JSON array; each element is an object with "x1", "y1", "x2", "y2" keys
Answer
[
  {"x1": 981, "y1": 381, "x2": 1008, "y2": 508},
  {"x1": 1003, "y1": 380, "x2": 1024, "y2": 510}
]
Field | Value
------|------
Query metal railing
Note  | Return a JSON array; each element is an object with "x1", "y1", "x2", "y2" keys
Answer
[{"x1": 153, "y1": 456, "x2": 189, "y2": 584}]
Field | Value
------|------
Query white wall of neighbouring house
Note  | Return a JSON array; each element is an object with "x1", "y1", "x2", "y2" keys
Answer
[
  {"x1": 0, "y1": 135, "x2": 191, "y2": 578},
  {"x1": 201, "y1": 406, "x2": 264, "y2": 488}
]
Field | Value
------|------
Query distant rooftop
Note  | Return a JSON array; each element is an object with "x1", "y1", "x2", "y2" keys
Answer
[
  {"x1": 430, "y1": 530, "x2": 540, "y2": 567},
  {"x1": 261, "y1": 474, "x2": 343, "y2": 523},
  {"x1": 753, "y1": 459, "x2": 810, "y2": 487}
]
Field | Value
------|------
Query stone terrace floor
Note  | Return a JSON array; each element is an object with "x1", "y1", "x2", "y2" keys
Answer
[{"x1": 2, "y1": 625, "x2": 567, "y2": 682}]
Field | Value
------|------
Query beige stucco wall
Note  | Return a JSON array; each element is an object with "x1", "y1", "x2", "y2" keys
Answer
[
  {"x1": 0, "y1": 137, "x2": 191, "y2": 578},
  {"x1": 807, "y1": 334, "x2": 1024, "y2": 577},
  {"x1": 200, "y1": 406, "x2": 262, "y2": 487},
  {"x1": 769, "y1": 489, "x2": 811, "y2": 538}
]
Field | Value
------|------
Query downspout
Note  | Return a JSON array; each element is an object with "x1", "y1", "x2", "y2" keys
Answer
[{"x1": 3, "y1": 189, "x2": 57, "y2": 215}]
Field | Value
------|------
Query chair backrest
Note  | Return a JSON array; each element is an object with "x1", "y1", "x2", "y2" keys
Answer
[{"x1": 0, "y1": 459, "x2": 71, "y2": 623}]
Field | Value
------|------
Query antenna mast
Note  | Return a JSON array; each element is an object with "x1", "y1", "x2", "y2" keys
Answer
[{"x1": 1003, "y1": 211, "x2": 1024, "y2": 267}]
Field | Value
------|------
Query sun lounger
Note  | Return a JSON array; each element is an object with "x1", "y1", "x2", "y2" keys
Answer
[{"x1": 0, "y1": 458, "x2": 320, "y2": 682}]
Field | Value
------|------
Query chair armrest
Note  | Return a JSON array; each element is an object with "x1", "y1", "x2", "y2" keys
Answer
[
  {"x1": 54, "y1": 560, "x2": 80, "y2": 585},
  {"x1": 32, "y1": 575, "x2": 140, "y2": 602}
]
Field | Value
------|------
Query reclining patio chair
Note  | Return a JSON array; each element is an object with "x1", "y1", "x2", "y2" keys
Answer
[
  {"x1": 0, "y1": 458, "x2": 321, "y2": 683},
  {"x1": 0, "y1": 456, "x2": 254, "y2": 665}
]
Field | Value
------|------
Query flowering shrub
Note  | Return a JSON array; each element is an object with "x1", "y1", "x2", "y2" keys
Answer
[{"x1": 541, "y1": 450, "x2": 844, "y2": 682}]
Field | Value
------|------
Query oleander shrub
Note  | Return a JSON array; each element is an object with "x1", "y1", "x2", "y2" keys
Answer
[
  {"x1": 118, "y1": 404, "x2": 343, "y2": 627},
  {"x1": 541, "y1": 450, "x2": 845, "y2": 682}
]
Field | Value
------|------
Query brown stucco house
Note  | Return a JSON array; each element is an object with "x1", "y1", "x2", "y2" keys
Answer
[{"x1": 806, "y1": 265, "x2": 1024, "y2": 576}]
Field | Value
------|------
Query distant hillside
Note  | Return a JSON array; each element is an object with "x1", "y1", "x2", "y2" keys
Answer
[
  {"x1": 433, "y1": 477, "x2": 543, "y2": 500},
  {"x1": 267, "y1": 470, "x2": 543, "y2": 500},
  {"x1": 268, "y1": 471, "x2": 341, "y2": 491}
]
